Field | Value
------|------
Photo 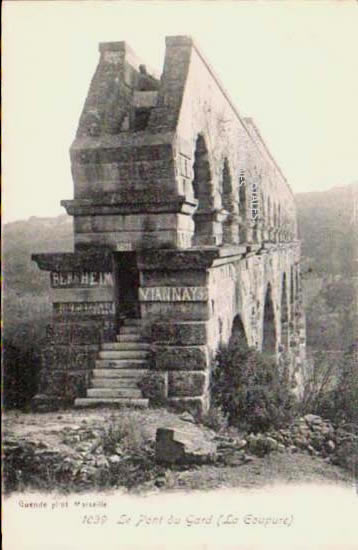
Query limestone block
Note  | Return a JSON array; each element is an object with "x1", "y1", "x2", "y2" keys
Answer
[
  {"x1": 49, "y1": 322, "x2": 102, "y2": 345},
  {"x1": 168, "y1": 371, "x2": 208, "y2": 397},
  {"x1": 155, "y1": 345, "x2": 209, "y2": 371},
  {"x1": 141, "y1": 301, "x2": 210, "y2": 322},
  {"x1": 141, "y1": 270, "x2": 207, "y2": 287},
  {"x1": 155, "y1": 427, "x2": 217, "y2": 464},
  {"x1": 74, "y1": 230, "x2": 178, "y2": 250},
  {"x1": 41, "y1": 345, "x2": 97, "y2": 372},
  {"x1": 137, "y1": 371, "x2": 168, "y2": 405},
  {"x1": 152, "y1": 321, "x2": 208, "y2": 345},
  {"x1": 50, "y1": 287, "x2": 114, "y2": 303}
]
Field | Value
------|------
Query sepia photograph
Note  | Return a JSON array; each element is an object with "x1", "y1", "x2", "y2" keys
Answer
[{"x1": 2, "y1": 1, "x2": 358, "y2": 549}]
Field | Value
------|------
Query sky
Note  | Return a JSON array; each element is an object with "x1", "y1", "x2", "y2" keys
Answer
[{"x1": 3, "y1": 1, "x2": 358, "y2": 223}]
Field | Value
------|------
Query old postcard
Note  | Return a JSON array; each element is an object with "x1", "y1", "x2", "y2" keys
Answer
[{"x1": 3, "y1": 1, "x2": 358, "y2": 549}]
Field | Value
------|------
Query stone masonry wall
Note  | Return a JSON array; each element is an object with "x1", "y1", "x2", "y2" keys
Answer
[{"x1": 32, "y1": 36, "x2": 306, "y2": 413}]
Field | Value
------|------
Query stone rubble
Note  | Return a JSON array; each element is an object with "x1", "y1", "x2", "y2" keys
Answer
[
  {"x1": 213, "y1": 414, "x2": 357, "y2": 468},
  {"x1": 3, "y1": 414, "x2": 356, "y2": 492}
]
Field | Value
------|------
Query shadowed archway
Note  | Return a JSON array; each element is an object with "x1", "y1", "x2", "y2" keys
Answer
[
  {"x1": 192, "y1": 135, "x2": 213, "y2": 245},
  {"x1": 229, "y1": 314, "x2": 248, "y2": 351},
  {"x1": 262, "y1": 283, "x2": 277, "y2": 355},
  {"x1": 281, "y1": 273, "x2": 289, "y2": 350}
]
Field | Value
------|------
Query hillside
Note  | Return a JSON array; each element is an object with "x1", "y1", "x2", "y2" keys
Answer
[
  {"x1": 3, "y1": 214, "x2": 73, "y2": 295},
  {"x1": 296, "y1": 182, "x2": 358, "y2": 353},
  {"x1": 3, "y1": 214, "x2": 74, "y2": 400},
  {"x1": 295, "y1": 181, "x2": 358, "y2": 276}
]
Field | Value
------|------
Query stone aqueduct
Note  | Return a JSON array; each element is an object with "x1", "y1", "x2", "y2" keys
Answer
[{"x1": 33, "y1": 36, "x2": 306, "y2": 415}]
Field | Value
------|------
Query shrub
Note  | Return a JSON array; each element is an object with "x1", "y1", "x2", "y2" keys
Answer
[
  {"x1": 332, "y1": 342, "x2": 358, "y2": 424},
  {"x1": 210, "y1": 337, "x2": 296, "y2": 433},
  {"x1": 299, "y1": 343, "x2": 357, "y2": 424},
  {"x1": 299, "y1": 351, "x2": 338, "y2": 416},
  {"x1": 3, "y1": 339, "x2": 40, "y2": 409},
  {"x1": 101, "y1": 415, "x2": 147, "y2": 456}
]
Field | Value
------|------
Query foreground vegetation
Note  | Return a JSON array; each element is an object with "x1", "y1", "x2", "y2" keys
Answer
[
  {"x1": 3, "y1": 339, "x2": 356, "y2": 495},
  {"x1": 3, "y1": 408, "x2": 353, "y2": 495}
]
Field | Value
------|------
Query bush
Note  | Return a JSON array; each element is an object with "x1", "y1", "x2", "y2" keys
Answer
[
  {"x1": 101, "y1": 415, "x2": 147, "y2": 456},
  {"x1": 299, "y1": 351, "x2": 338, "y2": 417},
  {"x1": 210, "y1": 337, "x2": 296, "y2": 433},
  {"x1": 3, "y1": 339, "x2": 40, "y2": 409},
  {"x1": 332, "y1": 342, "x2": 358, "y2": 424},
  {"x1": 300, "y1": 343, "x2": 357, "y2": 424}
]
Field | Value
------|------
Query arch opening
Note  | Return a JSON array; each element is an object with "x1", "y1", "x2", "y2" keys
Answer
[
  {"x1": 229, "y1": 315, "x2": 248, "y2": 351},
  {"x1": 239, "y1": 178, "x2": 247, "y2": 243},
  {"x1": 262, "y1": 283, "x2": 277, "y2": 355},
  {"x1": 192, "y1": 135, "x2": 214, "y2": 245},
  {"x1": 281, "y1": 273, "x2": 289, "y2": 351},
  {"x1": 222, "y1": 159, "x2": 237, "y2": 244}
]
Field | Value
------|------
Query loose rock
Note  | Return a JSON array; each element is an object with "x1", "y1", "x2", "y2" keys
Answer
[{"x1": 155, "y1": 427, "x2": 217, "y2": 464}]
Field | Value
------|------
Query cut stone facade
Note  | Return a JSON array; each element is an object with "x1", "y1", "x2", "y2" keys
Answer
[{"x1": 32, "y1": 36, "x2": 306, "y2": 414}]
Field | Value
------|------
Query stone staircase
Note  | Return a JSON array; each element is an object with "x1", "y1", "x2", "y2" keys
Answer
[{"x1": 75, "y1": 319, "x2": 150, "y2": 408}]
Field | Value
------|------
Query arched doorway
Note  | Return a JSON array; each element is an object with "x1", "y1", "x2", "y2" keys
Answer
[{"x1": 262, "y1": 283, "x2": 277, "y2": 354}]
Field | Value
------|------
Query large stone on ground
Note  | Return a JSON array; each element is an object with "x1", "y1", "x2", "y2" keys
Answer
[
  {"x1": 155, "y1": 427, "x2": 217, "y2": 464},
  {"x1": 304, "y1": 414, "x2": 323, "y2": 426}
]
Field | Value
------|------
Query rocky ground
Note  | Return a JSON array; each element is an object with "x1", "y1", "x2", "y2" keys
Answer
[{"x1": 3, "y1": 408, "x2": 355, "y2": 494}]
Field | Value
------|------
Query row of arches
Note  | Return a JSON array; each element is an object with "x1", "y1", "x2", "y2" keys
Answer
[
  {"x1": 190, "y1": 134, "x2": 296, "y2": 247},
  {"x1": 228, "y1": 268, "x2": 300, "y2": 356}
]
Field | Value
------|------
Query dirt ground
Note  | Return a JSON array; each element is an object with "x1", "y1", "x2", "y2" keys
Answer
[{"x1": 3, "y1": 408, "x2": 353, "y2": 493}]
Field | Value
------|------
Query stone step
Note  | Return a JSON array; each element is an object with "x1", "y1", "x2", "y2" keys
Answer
[
  {"x1": 98, "y1": 350, "x2": 150, "y2": 360},
  {"x1": 87, "y1": 388, "x2": 143, "y2": 398},
  {"x1": 75, "y1": 397, "x2": 149, "y2": 408},
  {"x1": 101, "y1": 342, "x2": 151, "y2": 351},
  {"x1": 119, "y1": 326, "x2": 142, "y2": 335},
  {"x1": 93, "y1": 369, "x2": 148, "y2": 378},
  {"x1": 117, "y1": 334, "x2": 142, "y2": 343},
  {"x1": 95, "y1": 359, "x2": 148, "y2": 369},
  {"x1": 91, "y1": 378, "x2": 140, "y2": 388}
]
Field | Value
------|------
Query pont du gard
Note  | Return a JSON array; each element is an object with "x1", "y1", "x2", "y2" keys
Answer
[{"x1": 32, "y1": 36, "x2": 306, "y2": 414}]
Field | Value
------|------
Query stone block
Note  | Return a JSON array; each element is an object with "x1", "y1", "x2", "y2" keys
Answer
[
  {"x1": 137, "y1": 371, "x2": 168, "y2": 405},
  {"x1": 49, "y1": 322, "x2": 102, "y2": 345},
  {"x1": 41, "y1": 345, "x2": 97, "y2": 372},
  {"x1": 50, "y1": 287, "x2": 114, "y2": 303},
  {"x1": 155, "y1": 345, "x2": 209, "y2": 371},
  {"x1": 32, "y1": 251, "x2": 113, "y2": 272},
  {"x1": 140, "y1": 301, "x2": 210, "y2": 321},
  {"x1": 74, "y1": 230, "x2": 178, "y2": 250},
  {"x1": 155, "y1": 427, "x2": 217, "y2": 464},
  {"x1": 152, "y1": 321, "x2": 208, "y2": 345},
  {"x1": 141, "y1": 270, "x2": 207, "y2": 287},
  {"x1": 168, "y1": 371, "x2": 208, "y2": 397}
]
